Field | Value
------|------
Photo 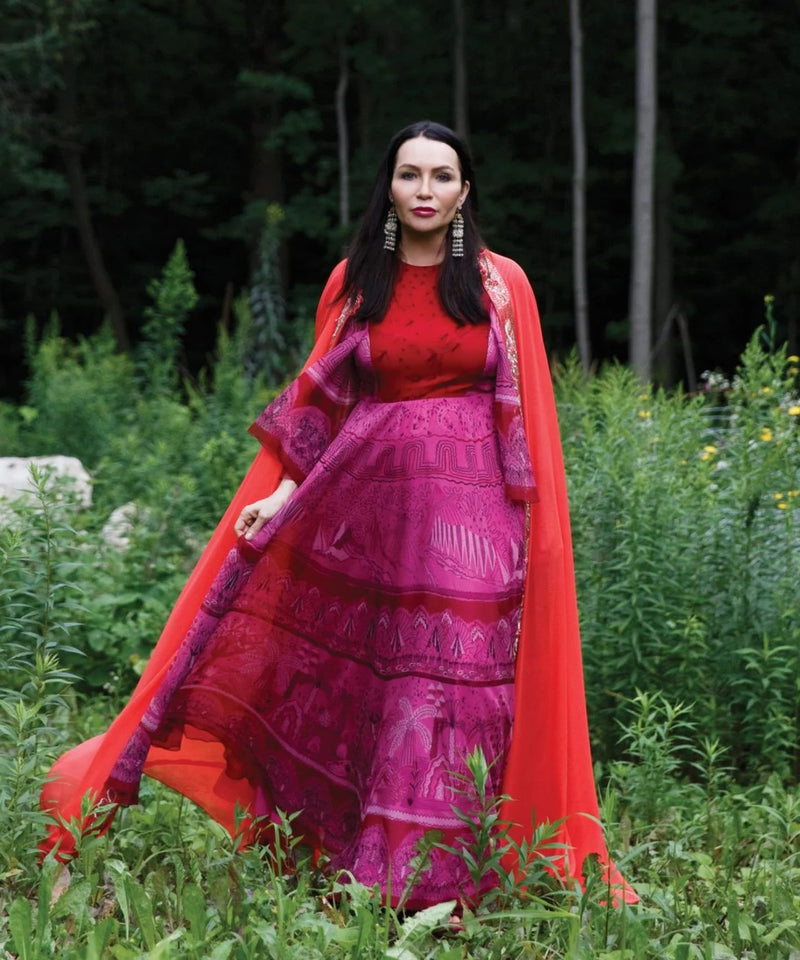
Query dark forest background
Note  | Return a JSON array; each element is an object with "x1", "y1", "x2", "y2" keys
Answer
[{"x1": 1, "y1": 0, "x2": 798, "y2": 400}]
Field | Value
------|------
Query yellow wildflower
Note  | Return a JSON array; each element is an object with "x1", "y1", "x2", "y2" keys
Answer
[
  {"x1": 760, "y1": 428, "x2": 773, "y2": 442},
  {"x1": 761, "y1": 386, "x2": 773, "y2": 395},
  {"x1": 764, "y1": 294, "x2": 775, "y2": 304},
  {"x1": 638, "y1": 410, "x2": 652, "y2": 420},
  {"x1": 773, "y1": 492, "x2": 785, "y2": 501},
  {"x1": 788, "y1": 490, "x2": 800, "y2": 499},
  {"x1": 777, "y1": 502, "x2": 789, "y2": 510},
  {"x1": 789, "y1": 406, "x2": 800, "y2": 416},
  {"x1": 788, "y1": 355, "x2": 799, "y2": 363},
  {"x1": 700, "y1": 445, "x2": 717, "y2": 462}
]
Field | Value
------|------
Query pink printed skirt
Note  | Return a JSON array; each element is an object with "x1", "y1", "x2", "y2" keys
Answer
[{"x1": 107, "y1": 390, "x2": 526, "y2": 908}]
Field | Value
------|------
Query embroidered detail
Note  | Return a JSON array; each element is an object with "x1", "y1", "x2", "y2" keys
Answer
[
  {"x1": 331, "y1": 293, "x2": 361, "y2": 347},
  {"x1": 480, "y1": 254, "x2": 519, "y2": 387},
  {"x1": 486, "y1": 293, "x2": 537, "y2": 502},
  {"x1": 479, "y1": 252, "x2": 535, "y2": 656},
  {"x1": 515, "y1": 501, "x2": 531, "y2": 657},
  {"x1": 249, "y1": 326, "x2": 366, "y2": 479},
  {"x1": 430, "y1": 516, "x2": 510, "y2": 582}
]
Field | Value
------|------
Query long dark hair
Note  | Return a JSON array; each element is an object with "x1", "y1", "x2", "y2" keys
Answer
[{"x1": 339, "y1": 120, "x2": 488, "y2": 325}]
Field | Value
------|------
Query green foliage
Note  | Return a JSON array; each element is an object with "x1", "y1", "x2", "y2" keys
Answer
[
  {"x1": 432, "y1": 746, "x2": 570, "y2": 918},
  {"x1": 6, "y1": 320, "x2": 135, "y2": 467},
  {"x1": 245, "y1": 204, "x2": 290, "y2": 386},
  {"x1": 0, "y1": 469, "x2": 81, "y2": 887},
  {"x1": 2, "y1": 245, "x2": 274, "y2": 693},
  {"x1": 608, "y1": 692, "x2": 697, "y2": 825},
  {"x1": 237, "y1": 204, "x2": 312, "y2": 386},
  {"x1": 139, "y1": 239, "x2": 199, "y2": 394},
  {"x1": 2, "y1": 706, "x2": 800, "y2": 956},
  {"x1": 559, "y1": 327, "x2": 800, "y2": 778},
  {"x1": 3, "y1": 0, "x2": 798, "y2": 397}
]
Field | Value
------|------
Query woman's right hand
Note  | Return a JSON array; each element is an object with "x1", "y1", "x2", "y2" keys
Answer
[{"x1": 235, "y1": 477, "x2": 298, "y2": 540}]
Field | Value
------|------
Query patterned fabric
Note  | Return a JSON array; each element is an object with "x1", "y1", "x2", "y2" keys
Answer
[
  {"x1": 252, "y1": 264, "x2": 536, "y2": 503},
  {"x1": 105, "y1": 268, "x2": 535, "y2": 907},
  {"x1": 249, "y1": 329, "x2": 361, "y2": 482}
]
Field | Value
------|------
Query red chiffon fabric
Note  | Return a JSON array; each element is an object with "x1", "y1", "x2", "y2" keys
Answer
[
  {"x1": 40, "y1": 253, "x2": 635, "y2": 903},
  {"x1": 482, "y1": 254, "x2": 634, "y2": 900}
]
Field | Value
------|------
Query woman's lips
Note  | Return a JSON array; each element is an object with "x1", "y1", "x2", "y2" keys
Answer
[{"x1": 411, "y1": 207, "x2": 436, "y2": 217}]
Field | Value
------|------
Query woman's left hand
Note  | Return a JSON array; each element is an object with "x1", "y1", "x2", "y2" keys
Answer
[{"x1": 235, "y1": 477, "x2": 298, "y2": 540}]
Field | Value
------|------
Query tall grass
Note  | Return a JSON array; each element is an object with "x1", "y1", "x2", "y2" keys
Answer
[
  {"x1": 0, "y1": 469, "x2": 81, "y2": 887},
  {"x1": 559, "y1": 331, "x2": 800, "y2": 778}
]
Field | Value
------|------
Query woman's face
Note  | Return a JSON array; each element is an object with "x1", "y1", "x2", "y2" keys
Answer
[{"x1": 389, "y1": 136, "x2": 470, "y2": 246}]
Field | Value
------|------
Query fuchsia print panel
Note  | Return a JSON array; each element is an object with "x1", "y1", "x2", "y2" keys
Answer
[{"x1": 106, "y1": 266, "x2": 531, "y2": 908}]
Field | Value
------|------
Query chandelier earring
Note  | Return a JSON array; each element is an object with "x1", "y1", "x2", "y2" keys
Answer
[
  {"x1": 451, "y1": 207, "x2": 464, "y2": 258},
  {"x1": 383, "y1": 204, "x2": 398, "y2": 252}
]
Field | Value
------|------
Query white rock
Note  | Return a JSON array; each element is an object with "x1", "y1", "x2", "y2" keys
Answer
[
  {"x1": 0, "y1": 456, "x2": 93, "y2": 511},
  {"x1": 101, "y1": 501, "x2": 138, "y2": 551}
]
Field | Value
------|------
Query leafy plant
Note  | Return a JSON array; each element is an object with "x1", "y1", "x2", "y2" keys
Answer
[
  {"x1": 14, "y1": 319, "x2": 135, "y2": 468},
  {"x1": 558, "y1": 324, "x2": 800, "y2": 778},
  {"x1": 0, "y1": 467, "x2": 82, "y2": 891},
  {"x1": 138, "y1": 238, "x2": 200, "y2": 395}
]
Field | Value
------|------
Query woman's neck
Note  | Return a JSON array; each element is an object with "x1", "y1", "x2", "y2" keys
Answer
[{"x1": 398, "y1": 232, "x2": 447, "y2": 266}]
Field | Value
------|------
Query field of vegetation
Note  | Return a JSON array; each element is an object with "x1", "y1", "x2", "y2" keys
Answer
[{"x1": 1, "y1": 254, "x2": 798, "y2": 957}]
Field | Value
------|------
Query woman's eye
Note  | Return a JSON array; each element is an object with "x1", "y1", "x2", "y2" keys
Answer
[
  {"x1": 399, "y1": 171, "x2": 416, "y2": 180},
  {"x1": 436, "y1": 173, "x2": 453, "y2": 182}
]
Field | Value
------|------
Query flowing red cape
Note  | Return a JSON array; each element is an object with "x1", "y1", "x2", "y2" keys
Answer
[{"x1": 40, "y1": 253, "x2": 635, "y2": 902}]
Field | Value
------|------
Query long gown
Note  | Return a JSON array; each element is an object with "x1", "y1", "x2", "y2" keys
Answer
[
  {"x1": 41, "y1": 252, "x2": 637, "y2": 905},
  {"x1": 101, "y1": 263, "x2": 536, "y2": 908}
]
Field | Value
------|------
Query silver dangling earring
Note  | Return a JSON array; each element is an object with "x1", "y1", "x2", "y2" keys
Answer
[
  {"x1": 451, "y1": 207, "x2": 464, "y2": 258},
  {"x1": 383, "y1": 205, "x2": 398, "y2": 252}
]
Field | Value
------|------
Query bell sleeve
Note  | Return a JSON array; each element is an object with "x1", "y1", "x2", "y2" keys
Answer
[{"x1": 248, "y1": 325, "x2": 364, "y2": 484}]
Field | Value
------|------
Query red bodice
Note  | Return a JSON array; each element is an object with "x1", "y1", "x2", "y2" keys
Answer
[{"x1": 368, "y1": 262, "x2": 490, "y2": 402}]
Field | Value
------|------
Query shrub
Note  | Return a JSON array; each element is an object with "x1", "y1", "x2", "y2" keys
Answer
[
  {"x1": 559, "y1": 329, "x2": 800, "y2": 778},
  {"x1": 15, "y1": 320, "x2": 135, "y2": 468}
]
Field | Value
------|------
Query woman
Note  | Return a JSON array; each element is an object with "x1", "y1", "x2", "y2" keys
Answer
[{"x1": 42, "y1": 121, "x2": 632, "y2": 907}]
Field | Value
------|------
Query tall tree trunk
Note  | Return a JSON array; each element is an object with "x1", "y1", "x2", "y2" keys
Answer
[
  {"x1": 652, "y1": 158, "x2": 674, "y2": 382},
  {"x1": 629, "y1": 0, "x2": 657, "y2": 381},
  {"x1": 357, "y1": 68, "x2": 372, "y2": 150},
  {"x1": 336, "y1": 39, "x2": 350, "y2": 230},
  {"x1": 453, "y1": 0, "x2": 469, "y2": 139},
  {"x1": 569, "y1": 0, "x2": 591, "y2": 372},
  {"x1": 58, "y1": 45, "x2": 129, "y2": 350}
]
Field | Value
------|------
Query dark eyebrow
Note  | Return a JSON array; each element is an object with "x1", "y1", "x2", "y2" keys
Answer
[{"x1": 395, "y1": 163, "x2": 457, "y2": 172}]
